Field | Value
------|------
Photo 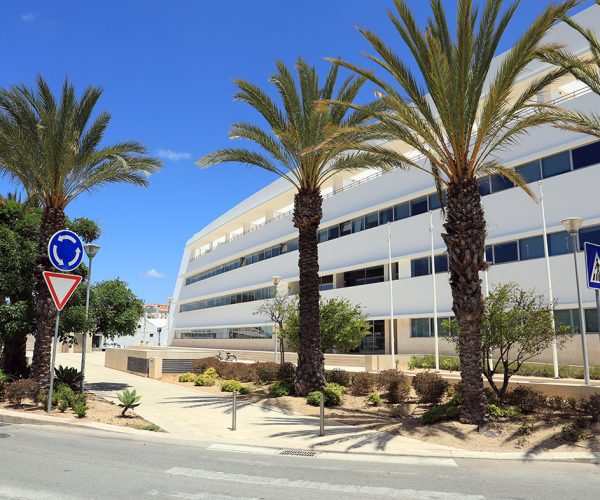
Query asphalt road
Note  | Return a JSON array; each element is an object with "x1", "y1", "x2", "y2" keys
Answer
[{"x1": 0, "y1": 423, "x2": 598, "y2": 500}]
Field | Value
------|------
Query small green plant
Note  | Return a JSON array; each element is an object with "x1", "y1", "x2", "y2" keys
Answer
[
  {"x1": 489, "y1": 404, "x2": 522, "y2": 419},
  {"x1": 366, "y1": 392, "x2": 381, "y2": 406},
  {"x1": 518, "y1": 419, "x2": 534, "y2": 436},
  {"x1": 269, "y1": 381, "x2": 291, "y2": 397},
  {"x1": 129, "y1": 423, "x2": 162, "y2": 432},
  {"x1": 307, "y1": 383, "x2": 344, "y2": 407},
  {"x1": 307, "y1": 391, "x2": 323, "y2": 406},
  {"x1": 54, "y1": 365, "x2": 83, "y2": 391},
  {"x1": 221, "y1": 380, "x2": 243, "y2": 392},
  {"x1": 73, "y1": 401, "x2": 88, "y2": 418},
  {"x1": 195, "y1": 367, "x2": 218, "y2": 386},
  {"x1": 560, "y1": 422, "x2": 584, "y2": 442},
  {"x1": 117, "y1": 389, "x2": 142, "y2": 416},
  {"x1": 422, "y1": 393, "x2": 461, "y2": 425},
  {"x1": 0, "y1": 369, "x2": 9, "y2": 384},
  {"x1": 239, "y1": 384, "x2": 253, "y2": 395},
  {"x1": 179, "y1": 373, "x2": 196, "y2": 383},
  {"x1": 277, "y1": 362, "x2": 296, "y2": 388},
  {"x1": 58, "y1": 399, "x2": 69, "y2": 413}
]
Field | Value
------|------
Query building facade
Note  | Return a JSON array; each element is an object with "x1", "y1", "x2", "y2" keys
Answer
[{"x1": 168, "y1": 6, "x2": 600, "y2": 367}]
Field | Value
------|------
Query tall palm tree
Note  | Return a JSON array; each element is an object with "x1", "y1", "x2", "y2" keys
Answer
[
  {"x1": 327, "y1": 0, "x2": 577, "y2": 423},
  {"x1": 0, "y1": 77, "x2": 161, "y2": 385},
  {"x1": 540, "y1": 0, "x2": 600, "y2": 137},
  {"x1": 198, "y1": 59, "x2": 389, "y2": 396}
]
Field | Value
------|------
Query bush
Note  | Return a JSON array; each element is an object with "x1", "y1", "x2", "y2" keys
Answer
[
  {"x1": 192, "y1": 357, "x2": 221, "y2": 374},
  {"x1": 350, "y1": 372, "x2": 377, "y2": 396},
  {"x1": 54, "y1": 384, "x2": 75, "y2": 407},
  {"x1": 221, "y1": 380, "x2": 243, "y2": 392},
  {"x1": 412, "y1": 372, "x2": 449, "y2": 405},
  {"x1": 408, "y1": 355, "x2": 460, "y2": 371},
  {"x1": 117, "y1": 389, "x2": 141, "y2": 416},
  {"x1": 239, "y1": 384, "x2": 254, "y2": 395},
  {"x1": 505, "y1": 386, "x2": 546, "y2": 414},
  {"x1": 378, "y1": 371, "x2": 410, "y2": 404},
  {"x1": 58, "y1": 399, "x2": 69, "y2": 413},
  {"x1": 0, "y1": 369, "x2": 9, "y2": 384},
  {"x1": 488, "y1": 404, "x2": 522, "y2": 419},
  {"x1": 422, "y1": 402, "x2": 461, "y2": 424},
  {"x1": 217, "y1": 362, "x2": 257, "y2": 383},
  {"x1": 325, "y1": 369, "x2": 352, "y2": 387},
  {"x1": 179, "y1": 373, "x2": 196, "y2": 383},
  {"x1": 559, "y1": 422, "x2": 585, "y2": 442},
  {"x1": 53, "y1": 365, "x2": 83, "y2": 391},
  {"x1": 277, "y1": 362, "x2": 296, "y2": 388},
  {"x1": 254, "y1": 362, "x2": 279, "y2": 383},
  {"x1": 5, "y1": 379, "x2": 41, "y2": 406},
  {"x1": 306, "y1": 391, "x2": 323, "y2": 406},
  {"x1": 73, "y1": 401, "x2": 88, "y2": 418},
  {"x1": 581, "y1": 394, "x2": 600, "y2": 422},
  {"x1": 307, "y1": 383, "x2": 344, "y2": 407},
  {"x1": 367, "y1": 392, "x2": 381, "y2": 406},
  {"x1": 194, "y1": 367, "x2": 218, "y2": 386},
  {"x1": 269, "y1": 381, "x2": 291, "y2": 397}
]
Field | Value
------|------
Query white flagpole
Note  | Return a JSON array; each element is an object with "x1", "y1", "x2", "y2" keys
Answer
[
  {"x1": 388, "y1": 222, "x2": 396, "y2": 369},
  {"x1": 539, "y1": 181, "x2": 560, "y2": 378},
  {"x1": 429, "y1": 211, "x2": 440, "y2": 371}
]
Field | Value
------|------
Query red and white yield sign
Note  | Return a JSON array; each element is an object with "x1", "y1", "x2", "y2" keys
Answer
[{"x1": 42, "y1": 271, "x2": 82, "y2": 311}]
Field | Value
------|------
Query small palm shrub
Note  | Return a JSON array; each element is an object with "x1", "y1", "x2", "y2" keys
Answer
[
  {"x1": 307, "y1": 383, "x2": 344, "y2": 407},
  {"x1": 194, "y1": 368, "x2": 218, "y2": 386},
  {"x1": 367, "y1": 392, "x2": 381, "y2": 406},
  {"x1": 221, "y1": 380, "x2": 243, "y2": 392},
  {"x1": 269, "y1": 381, "x2": 291, "y2": 397},
  {"x1": 254, "y1": 362, "x2": 279, "y2": 383},
  {"x1": 5, "y1": 379, "x2": 41, "y2": 406},
  {"x1": 325, "y1": 369, "x2": 352, "y2": 387},
  {"x1": 350, "y1": 372, "x2": 377, "y2": 396},
  {"x1": 179, "y1": 373, "x2": 196, "y2": 383},
  {"x1": 54, "y1": 365, "x2": 83, "y2": 391},
  {"x1": 117, "y1": 389, "x2": 142, "y2": 416},
  {"x1": 412, "y1": 372, "x2": 449, "y2": 405},
  {"x1": 277, "y1": 362, "x2": 296, "y2": 388}
]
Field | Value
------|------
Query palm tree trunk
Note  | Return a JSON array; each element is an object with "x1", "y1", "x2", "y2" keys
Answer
[
  {"x1": 1, "y1": 331, "x2": 29, "y2": 378},
  {"x1": 31, "y1": 207, "x2": 67, "y2": 386},
  {"x1": 293, "y1": 188, "x2": 325, "y2": 396},
  {"x1": 442, "y1": 178, "x2": 487, "y2": 424}
]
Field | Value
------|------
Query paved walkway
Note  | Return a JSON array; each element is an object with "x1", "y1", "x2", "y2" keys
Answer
[{"x1": 56, "y1": 352, "x2": 458, "y2": 457}]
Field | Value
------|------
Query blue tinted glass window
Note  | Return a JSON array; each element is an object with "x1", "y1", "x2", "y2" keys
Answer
[
  {"x1": 318, "y1": 229, "x2": 328, "y2": 243},
  {"x1": 490, "y1": 174, "x2": 514, "y2": 193},
  {"x1": 379, "y1": 208, "x2": 393, "y2": 225},
  {"x1": 434, "y1": 254, "x2": 449, "y2": 273},
  {"x1": 478, "y1": 177, "x2": 491, "y2": 196},
  {"x1": 519, "y1": 236, "x2": 544, "y2": 260},
  {"x1": 340, "y1": 221, "x2": 352, "y2": 236},
  {"x1": 572, "y1": 141, "x2": 600, "y2": 170},
  {"x1": 428, "y1": 193, "x2": 441, "y2": 210},
  {"x1": 542, "y1": 151, "x2": 571, "y2": 178},
  {"x1": 352, "y1": 217, "x2": 365, "y2": 233},
  {"x1": 585, "y1": 308, "x2": 599, "y2": 333},
  {"x1": 548, "y1": 231, "x2": 572, "y2": 256},
  {"x1": 365, "y1": 212, "x2": 379, "y2": 229},
  {"x1": 411, "y1": 318, "x2": 431, "y2": 338},
  {"x1": 394, "y1": 202, "x2": 410, "y2": 220},
  {"x1": 580, "y1": 225, "x2": 600, "y2": 249},
  {"x1": 494, "y1": 241, "x2": 518, "y2": 264},
  {"x1": 411, "y1": 257, "x2": 430, "y2": 277},
  {"x1": 485, "y1": 246, "x2": 493, "y2": 263},
  {"x1": 516, "y1": 161, "x2": 541, "y2": 183},
  {"x1": 328, "y1": 226, "x2": 339, "y2": 240},
  {"x1": 411, "y1": 196, "x2": 428, "y2": 216}
]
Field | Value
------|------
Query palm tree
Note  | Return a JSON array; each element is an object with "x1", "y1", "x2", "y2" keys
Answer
[
  {"x1": 0, "y1": 76, "x2": 161, "y2": 385},
  {"x1": 327, "y1": 0, "x2": 577, "y2": 424},
  {"x1": 198, "y1": 59, "x2": 389, "y2": 396},
  {"x1": 540, "y1": 0, "x2": 600, "y2": 137}
]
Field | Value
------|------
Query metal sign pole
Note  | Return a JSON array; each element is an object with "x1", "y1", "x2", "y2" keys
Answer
[
  {"x1": 47, "y1": 312, "x2": 61, "y2": 413},
  {"x1": 232, "y1": 390, "x2": 237, "y2": 431},
  {"x1": 319, "y1": 393, "x2": 325, "y2": 437},
  {"x1": 596, "y1": 290, "x2": 600, "y2": 346}
]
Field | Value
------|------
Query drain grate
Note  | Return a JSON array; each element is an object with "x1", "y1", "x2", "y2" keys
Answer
[
  {"x1": 0, "y1": 433, "x2": 10, "y2": 439},
  {"x1": 279, "y1": 449, "x2": 318, "y2": 457}
]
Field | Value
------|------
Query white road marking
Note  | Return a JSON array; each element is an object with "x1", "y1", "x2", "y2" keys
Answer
[
  {"x1": 166, "y1": 467, "x2": 484, "y2": 499},
  {"x1": 148, "y1": 489, "x2": 259, "y2": 500},
  {"x1": 208, "y1": 443, "x2": 280, "y2": 455},
  {"x1": 0, "y1": 485, "x2": 79, "y2": 500}
]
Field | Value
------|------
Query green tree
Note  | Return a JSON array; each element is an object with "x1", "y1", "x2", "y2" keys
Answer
[
  {"x1": 254, "y1": 291, "x2": 293, "y2": 363},
  {"x1": 444, "y1": 283, "x2": 569, "y2": 399},
  {"x1": 0, "y1": 77, "x2": 161, "y2": 385},
  {"x1": 282, "y1": 297, "x2": 371, "y2": 353},
  {"x1": 197, "y1": 59, "x2": 389, "y2": 395},
  {"x1": 328, "y1": 0, "x2": 576, "y2": 424}
]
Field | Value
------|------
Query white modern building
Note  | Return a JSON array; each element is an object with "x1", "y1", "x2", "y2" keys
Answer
[{"x1": 167, "y1": 6, "x2": 600, "y2": 367}]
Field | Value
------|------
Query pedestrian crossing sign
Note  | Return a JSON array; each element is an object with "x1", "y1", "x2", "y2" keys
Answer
[{"x1": 584, "y1": 242, "x2": 600, "y2": 290}]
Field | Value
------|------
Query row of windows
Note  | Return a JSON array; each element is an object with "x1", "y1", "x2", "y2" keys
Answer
[
  {"x1": 411, "y1": 318, "x2": 453, "y2": 338},
  {"x1": 187, "y1": 140, "x2": 600, "y2": 287},
  {"x1": 176, "y1": 326, "x2": 273, "y2": 340},
  {"x1": 319, "y1": 275, "x2": 334, "y2": 291},
  {"x1": 343, "y1": 265, "x2": 386, "y2": 288},
  {"x1": 180, "y1": 286, "x2": 276, "y2": 312}
]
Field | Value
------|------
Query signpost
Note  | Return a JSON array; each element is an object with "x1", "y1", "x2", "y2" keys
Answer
[
  {"x1": 44, "y1": 229, "x2": 84, "y2": 412},
  {"x1": 584, "y1": 242, "x2": 600, "y2": 346}
]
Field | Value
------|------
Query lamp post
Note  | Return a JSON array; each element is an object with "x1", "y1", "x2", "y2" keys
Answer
[
  {"x1": 80, "y1": 243, "x2": 100, "y2": 393},
  {"x1": 272, "y1": 276, "x2": 282, "y2": 363},
  {"x1": 561, "y1": 217, "x2": 590, "y2": 385},
  {"x1": 387, "y1": 222, "x2": 396, "y2": 369}
]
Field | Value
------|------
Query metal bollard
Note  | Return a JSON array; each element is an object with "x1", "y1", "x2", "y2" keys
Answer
[
  {"x1": 319, "y1": 393, "x2": 325, "y2": 436},
  {"x1": 232, "y1": 390, "x2": 237, "y2": 431}
]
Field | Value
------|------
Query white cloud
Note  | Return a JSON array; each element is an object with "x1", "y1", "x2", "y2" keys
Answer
[
  {"x1": 158, "y1": 149, "x2": 192, "y2": 161},
  {"x1": 140, "y1": 268, "x2": 166, "y2": 279},
  {"x1": 20, "y1": 12, "x2": 37, "y2": 22}
]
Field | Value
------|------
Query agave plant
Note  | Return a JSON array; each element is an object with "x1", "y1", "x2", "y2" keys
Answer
[{"x1": 117, "y1": 388, "x2": 142, "y2": 417}]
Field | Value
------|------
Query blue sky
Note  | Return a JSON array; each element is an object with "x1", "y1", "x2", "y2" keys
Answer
[{"x1": 0, "y1": 1, "x2": 591, "y2": 303}]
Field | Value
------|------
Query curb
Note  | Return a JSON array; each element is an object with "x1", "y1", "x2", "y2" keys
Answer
[{"x1": 2, "y1": 409, "x2": 598, "y2": 465}]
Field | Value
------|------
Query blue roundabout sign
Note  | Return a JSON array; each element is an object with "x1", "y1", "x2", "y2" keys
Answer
[{"x1": 47, "y1": 229, "x2": 84, "y2": 272}]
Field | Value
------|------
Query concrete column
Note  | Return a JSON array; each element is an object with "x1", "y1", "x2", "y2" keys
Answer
[
  {"x1": 148, "y1": 357, "x2": 163, "y2": 379},
  {"x1": 398, "y1": 260, "x2": 411, "y2": 279},
  {"x1": 334, "y1": 272, "x2": 344, "y2": 289}
]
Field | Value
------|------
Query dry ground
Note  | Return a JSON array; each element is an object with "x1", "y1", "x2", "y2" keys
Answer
[{"x1": 161, "y1": 374, "x2": 599, "y2": 453}]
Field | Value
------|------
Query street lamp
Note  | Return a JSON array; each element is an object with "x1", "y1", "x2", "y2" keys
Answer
[
  {"x1": 561, "y1": 217, "x2": 591, "y2": 385},
  {"x1": 80, "y1": 244, "x2": 100, "y2": 393}
]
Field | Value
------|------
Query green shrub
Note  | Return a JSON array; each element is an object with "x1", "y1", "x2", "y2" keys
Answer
[
  {"x1": 268, "y1": 381, "x2": 291, "y2": 397},
  {"x1": 5, "y1": 379, "x2": 40, "y2": 406},
  {"x1": 489, "y1": 404, "x2": 522, "y2": 419},
  {"x1": 0, "y1": 369, "x2": 9, "y2": 384},
  {"x1": 192, "y1": 357, "x2": 221, "y2": 374},
  {"x1": 422, "y1": 403, "x2": 461, "y2": 424},
  {"x1": 378, "y1": 371, "x2": 410, "y2": 404},
  {"x1": 412, "y1": 372, "x2": 449, "y2": 405},
  {"x1": 277, "y1": 362, "x2": 296, "y2": 388},
  {"x1": 325, "y1": 369, "x2": 352, "y2": 387},
  {"x1": 73, "y1": 401, "x2": 88, "y2": 418},
  {"x1": 178, "y1": 373, "x2": 196, "y2": 383},
  {"x1": 505, "y1": 386, "x2": 546, "y2": 414},
  {"x1": 129, "y1": 423, "x2": 162, "y2": 432},
  {"x1": 54, "y1": 384, "x2": 75, "y2": 409},
  {"x1": 239, "y1": 384, "x2": 254, "y2": 395},
  {"x1": 559, "y1": 422, "x2": 585, "y2": 442},
  {"x1": 69, "y1": 393, "x2": 87, "y2": 408},
  {"x1": 366, "y1": 392, "x2": 381, "y2": 406},
  {"x1": 117, "y1": 389, "x2": 142, "y2": 416},
  {"x1": 194, "y1": 367, "x2": 218, "y2": 386},
  {"x1": 307, "y1": 391, "x2": 323, "y2": 406},
  {"x1": 408, "y1": 355, "x2": 460, "y2": 371},
  {"x1": 58, "y1": 399, "x2": 69, "y2": 413},
  {"x1": 307, "y1": 383, "x2": 344, "y2": 407},
  {"x1": 53, "y1": 365, "x2": 83, "y2": 391},
  {"x1": 254, "y1": 362, "x2": 279, "y2": 383},
  {"x1": 221, "y1": 380, "x2": 243, "y2": 392},
  {"x1": 350, "y1": 372, "x2": 377, "y2": 396},
  {"x1": 581, "y1": 394, "x2": 600, "y2": 422}
]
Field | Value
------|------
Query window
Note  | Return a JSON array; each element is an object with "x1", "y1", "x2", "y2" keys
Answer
[
  {"x1": 554, "y1": 309, "x2": 581, "y2": 333},
  {"x1": 434, "y1": 254, "x2": 449, "y2": 273},
  {"x1": 343, "y1": 266, "x2": 384, "y2": 287},
  {"x1": 519, "y1": 236, "x2": 544, "y2": 261},
  {"x1": 572, "y1": 141, "x2": 600, "y2": 170},
  {"x1": 319, "y1": 275, "x2": 334, "y2": 291},
  {"x1": 542, "y1": 151, "x2": 571, "y2": 178},
  {"x1": 485, "y1": 246, "x2": 493, "y2": 263},
  {"x1": 394, "y1": 202, "x2": 410, "y2": 220},
  {"x1": 411, "y1": 257, "x2": 430, "y2": 277},
  {"x1": 516, "y1": 160, "x2": 542, "y2": 183},
  {"x1": 365, "y1": 212, "x2": 379, "y2": 229},
  {"x1": 180, "y1": 286, "x2": 276, "y2": 312},
  {"x1": 410, "y1": 196, "x2": 428, "y2": 216},
  {"x1": 318, "y1": 229, "x2": 329, "y2": 243},
  {"x1": 328, "y1": 226, "x2": 339, "y2": 240},
  {"x1": 493, "y1": 241, "x2": 518, "y2": 264},
  {"x1": 177, "y1": 326, "x2": 273, "y2": 340},
  {"x1": 352, "y1": 216, "x2": 365, "y2": 233},
  {"x1": 580, "y1": 225, "x2": 600, "y2": 249},
  {"x1": 478, "y1": 177, "x2": 491, "y2": 196},
  {"x1": 365, "y1": 266, "x2": 385, "y2": 284},
  {"x1": 379, "y1": 208, "x2": 393, "y2": 225},
  {"x1": 411, "y1": 318, "x2": 431, "y2": 338},
  {"x1": 340, "y1": 221, "x2": 352, "y2": 236},
  {"x1": 547, "y1": 231, "x2": 572, "y2": 256},
  {"x1": 490, "y1": 174, "x2": 514, "y2": 193},
  {"x1": 359, "y1": 320, "x2": 386, "y2": 353},
  {"x1": 428, "y1": 191, "x2": 445, "y2": 210}
]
